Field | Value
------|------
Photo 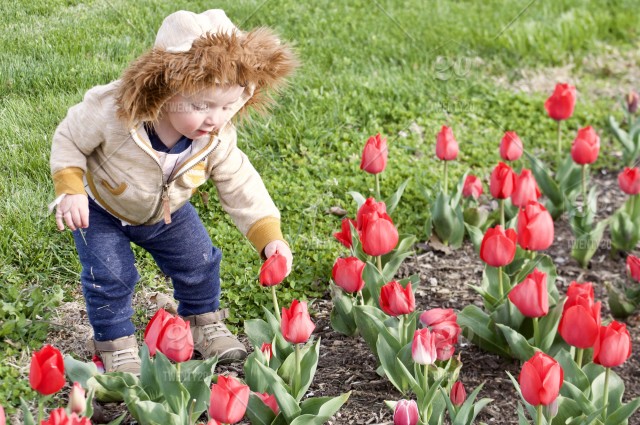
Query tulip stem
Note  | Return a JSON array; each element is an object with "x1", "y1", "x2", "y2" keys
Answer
[
  {"x1": 443, "y1": 161, "x2": 449, "y2": 196},
  {"x1": 377, "y1": 255, "x2": 383, "y2": 275},
  {"x1": 271, "y1": 285, "x2": 282, "y2": 322},
  {"x1": 294, "y1": 344, "x2": 301, "y2": 397},
  {"x1": 575, "y1": 348, "x2": 584, "y2": 369},
  {"x1": 176, "y1": 363, "x2": 181, "y2": 383},
  {"x1": 188, "y1": 398, "x2": 196, "y2": 423},
  {"x1": 532, "y1": 317, "x2": 540, "y2": 348},
  {"x1": 375, "y1": 173, "x2": 381, "y2": 200},
  {"x1": 536, "y1": 404, "x2": 543, "y2": 425},
  {"x1": 357, "y1": 290, "x2": 365, "y2": 306},
  {"x1": 498, "y1": 266, "x2": 504, "y2": 300},
  {"x1": 398, "y1": 314, "x2": 405, "y2": 346},
  {"x1": 556, "y1": 120, "x2": 562, "y2": 164},
  {"x1": 581, "y1": 164, "x2": 587, "y2": 213},
  {"x1": 602, "y1": 367, "x2": 610, "y2": 422},
  {"x1": 423, "y1": 364, "x2": 430, "y2": 421},
  {"x1": 499, "y1": 199, "x2": 505, "y2": 227}
]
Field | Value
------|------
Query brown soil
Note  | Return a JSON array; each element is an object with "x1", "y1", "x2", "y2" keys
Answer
[{"x1": 20, "y1": 171, "x2": 640, "y2": 425}]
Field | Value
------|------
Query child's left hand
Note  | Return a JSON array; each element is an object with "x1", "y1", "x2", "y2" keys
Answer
[{"x1": 264, "y1": 240, "x2": 293, "y2": 276}]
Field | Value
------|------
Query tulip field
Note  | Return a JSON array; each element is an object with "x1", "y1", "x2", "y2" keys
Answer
[{"x1": 3, "y1": 1, "x2": 640, "y2": 424}]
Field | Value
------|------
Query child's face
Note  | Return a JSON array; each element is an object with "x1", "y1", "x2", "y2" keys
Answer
[{"x1": 162, "y1": 85, "x2": 245, "y2": 139}]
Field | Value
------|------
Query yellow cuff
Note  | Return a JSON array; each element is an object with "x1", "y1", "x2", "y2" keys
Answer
[
  {"x1": 246, "y1": 217, "x2": 284, "y2": 257},
  {"x1": 52, "y1": 167, "x2": 86, "y2": 196}
]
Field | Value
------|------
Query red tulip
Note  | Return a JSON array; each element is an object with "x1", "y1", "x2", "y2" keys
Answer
[
  {"x1": 436, "y1": 125, "x2": 459, "y2": 161},
  {"x1": 144, "y1": 308, "x2": 172, "y2": 356},
  {"x1": 627, "y1": 255, "x2": 640, "y2": 281},
  {"x1": 420, "y1": 308, "x2": 461, "y2": 343},
  {"x1": 209, "y1": 375, "x2": 250, "y2": 424},
  {"x1": 627, "y1": 91, "x2": 639, "y2": 114},
  {"x1": 511, "y1": 169, "x2": 541, "y2": 208},
  {"x1": 508, "y1": 268, "x2": 549, "y2": 318},
  {"x1": 618, "y1": 167, "x2": 640, "y2": 195},
  {"x1": 69, "y1": 382, "x2": 86, "y2": 415},
  {"x1": 433, "y1": 327, "x2": 457, "y2": 360},
  {"x1": 360, "y1": 211, "x2": 399, "y2": 256},
  {"x1": 356, "y1": 198, "x2": 387, "y2": 230},
  {"x1": 490, "y1": 162, "x2": 517, "y2": 199},
  {"x1": 259, "y1": 250, "x2": 288, "y2": 286},
  {"x1": 479, "y1": 225, "x2": 517, "y2": 267},
  {"x1": 334, "y1": 218, "x2": 356, "y2": 249},
  {"x1": 260, "y1": 343, "x2": 272, "y2": 361},
  {"x1": 255, "y1": 392, "x2": 279, "y2": 415},
  {"x1": 544, "y1": 83, "x2": 576, "y2": 121},
  {"x1": 92, "y1": 355, "x2": 105, "y2": 374},
  {"x1": 411, "y1": 328, "x2": 437, "y2": 365},
  {"x1": 394, "y1": 399, "x2": 419, "y2": 425},
  {"x1": 157, "y1": 316, "x2": 194, "y2": 362},
  {"x1": 571, "y1": 126, "x2": 600, "y2": 165},
  {"x1": 593, "y1": 321, "x2": 632, "y2": 368},
  {"x1": 332, "y1": 257, "x2": 366, "y2": 293},
  {"x1": 559, "y1": 282, "x2": 601, "y2": 348},
  {"x1": 29, "y1": 345, "x2": 65, "y2": 395},
  {"x1": 462, "y1": 175, "x2": 483, "y2": 199},
  {"x1": 450, "y1": 381, "x2": 467, "y2": 407},
  {"x1": 519, "y1": 352, "x2": 563, "y2": 406},
  {"x1": 380, "y1": 281, "x2": 415, "y2": 316},
  {"x1": 360, "y1": 133, "x2": 388, "y2": 174},
  {"x1": 500, "y1": 131, "x2": 524, "y2": 161},
  {"x1": 517, "y1": 201, "x2": 554, "y2": 251},
  {"x1": 41, "y1": 408, "x2": 91, "y2": 425},
  {"x1": 281, "y1": 300, "x2": 315, "y2": 344}
]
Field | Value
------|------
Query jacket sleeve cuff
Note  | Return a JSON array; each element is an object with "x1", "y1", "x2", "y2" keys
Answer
[
  {"x1": 246, "y1": 217, "x2": 285, "y2": 257},
  {"x1": 52, "y1": 167, "x2": 86, "y2": 196}
]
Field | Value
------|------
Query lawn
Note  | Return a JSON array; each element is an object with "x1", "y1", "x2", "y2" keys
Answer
[{"x1": 1, "y1": 0, "x2": 638, "y2": 415}]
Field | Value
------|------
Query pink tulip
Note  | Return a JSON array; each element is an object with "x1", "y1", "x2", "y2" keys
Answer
[
  {"x1": 360, "y1": 133, "x2": 388, "y2": 174},
  {"x1": 480, "y1": 225, "x2": 517, "y2": 267},
  {"x1": 412, "y1": 328, "x2": 437, "y2": 365},
  {"x1": 618, "y1": 167, "x2": 640, "y2": 195},
  {"x1": 571, "y1": 126, "x2": 600, "y2": 165},
  {"x1": 511, "y1": 169, "x2": 541, "y2": 208},
  {"x1": 380, "y1": 281, "x2": 415, "y2": 316},
  {"x1": 209, "y1": 375, "x2": 250, "y2": 424},
  {"x1": 519, "y1": 352, "x2": 564, "y2": 406},
  {"x1": 356, "y1": 198, "x2": 387, "y2": 230},
  {"x1": 593, "y1": 321, "x2": 632, "y2": 368},
  {"x1": 436, "y1": 125, "x2": 459, "y2": 161},
  {"x1": 360, "y1": 211, "x2": 399, "y2": 256},
  {"x1": 517, "y1": 201, "x2": 554, "y2": 251},
  {"x1": 69, "y1": 382, "x2": 86, "y2": 415},
  {"x1": 255, "y1": 392, "x2": 279, "y2": 415},
  {"x1": 508, "y1": 268, "x2": 549, "y2": 318},
  {"x1": 545, "y1": 83, "x2": 576, "y2": 121},
  {"x1": 462, "y1": 175, "x2": 483, "y2": 199},
  {"x1": 281, "y1": 300, "x2": 315, "y2": 344},
  {"x1": 500, "y1": 131, "x2": 524, "y2": 161},
  {"x1": 394, "y1": 399, "x2": 419, "y2": 425},
  {"x1": 259, "y1": 250, "x2": 288, "y2": 286},
  {"x1": 332, "y1": 257, "x2": 366, "y2": 293},
  {"x1": 156, "y1": 316, "x2": 194, "y2": 363},
  {"x1": 490, "y1": 162, "x2": 517, "y2": 199},
  {"x1": 450, "y1": 381, "x2": 467, "y2": 407}
]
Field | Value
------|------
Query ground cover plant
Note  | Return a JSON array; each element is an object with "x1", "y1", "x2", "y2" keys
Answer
[{"x1": 2, "y1": 0, "x2": 640, "y2": 423}]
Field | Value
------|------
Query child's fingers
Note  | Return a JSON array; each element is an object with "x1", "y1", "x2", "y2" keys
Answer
[
  {"x1": 56, "y1": 211, "x2": 65, "y2": 231},
  {"x1": 80, "y1": 205, "x2": 89, "y2": 228},
  {"x1": 70, "y1": 208, "x2": 83, "y2": 230},
  {"x1": 64, "y1": 210, "x2": 77, "y2": 231}
]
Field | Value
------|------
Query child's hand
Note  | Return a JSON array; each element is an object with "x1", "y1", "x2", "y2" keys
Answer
[
  {"x1": 55, "y1": 194, "x2": 89, "y2": 231},
  {"x1": 264, "y1": 240, "x2": 293, "y2": 276}
]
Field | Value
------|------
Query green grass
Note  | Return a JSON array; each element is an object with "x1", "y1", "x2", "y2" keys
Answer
[{"x1": 1, "y1": 0, "x2": 638, "y2": 410}]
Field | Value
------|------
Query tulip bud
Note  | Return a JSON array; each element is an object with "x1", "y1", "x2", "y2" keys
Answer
[
  {"x1": 517, "y1": 201, "x2": 554, "y2": 251},
  {"x1": 69, "y1": 382, "x2": 86, "y2": 415},
  {"x1": 450, "y1": 381, "x2": 467, "y2": 407},
  {"x1": 144, "y1": 308, "x2": 172, "y2": 356},
  {"x1": 544, "y1": 83, "x2": 576, "y2": 121},
  {"x1": 333, "y1": 218, "x2": 356, "y2": 249},
  {"x1": 29, "y1": 345, "x2": 65, "y2": 395},
  {"x1": 618, "y1": 167, "x2": 640, "y2": 195},
  {"x1": 92, "y1": 355, "x2": 105, "y2": 374},
  {"x1": 208, "y1": 376, "x2": 250, "y2": 424},
  {"x1": 627, "y1": 91, "x2": 639, "y2": 114},
  {"x1": 593, "y1": 321, "x2": 632, "y2": 368},
  {"x1": 508, "y1": 268, "x2": 549, "y2": 318},
  {"x1": 462, "y1": 175, "x2": 483, "y2": 199},
  {"x1": 490, "y1": 162, "x2": 516, "y2": 199},
  {"x1": 436, "y1": 125, "x2": 459, "y2": 161},
  {"x1": 360, "y1": 133, "x2": 388, "y2": 174},
  {"x1": 156, "y1": 316, "x2": 194, "y2": 363},
  {"x1": 260, "y1": 343, "x2": 272, "y2": 361},
  {"x1": 519, "y1": 352, "x2": 563, "y2": 406},
  {"x1": 511, "y1": 169, "x2": 541, "y2": 208},
  {"x1": 259, "y1": 250, "x2": 288, "y2": 286},
  {"x1": 360, "y1": 211, "x2": 399, "y2": 256},
  {"x1": 571, "y1": 126, "x2": 600, "y2": 165},
  {"x1": 627, "y1": 255, "x2": 640, "y2": 282},
  {"x1": 411, "y1": 328, "x2": 437, "y2": 365},
  {"x1": 380, "y1": 281, "x2": 415, "y2": 316},
  {"x1": 559, "y1": 283, "x2": 601, "y2": 349},
  {"x1": 281, "y1": 300, "x2": 315, "y2": 344},
  {"x1": 255, "y1": 392, "x2": 279, "y2": 415},
  {"x1": 479, "y1": 225, "x2": 517, "y2": 267},
  {"x1": 332, "y1": 257, "x2": 366, "y2": 293},
  {"x1": 500, "y1": 131, "x2": 524, "y2": 161},
  {"x1": 393, "y1": 399, "x2": 419, "y2": 425}
]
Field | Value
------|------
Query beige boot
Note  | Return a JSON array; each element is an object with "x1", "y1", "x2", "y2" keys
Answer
[
  {"x1": 87, "y1": 335, "x2": 141, "y2": 374},
  {"x1": 182, "y1": 309, "x2": 247, "y2": 363}
]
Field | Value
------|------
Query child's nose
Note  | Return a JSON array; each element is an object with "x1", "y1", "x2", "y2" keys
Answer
[{"x1": 204, "y1": 108, "x2": 225, "y2": 129}]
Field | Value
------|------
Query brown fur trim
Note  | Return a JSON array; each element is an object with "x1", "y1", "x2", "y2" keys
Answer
[{"x1": 115, "y1": 28, "x2": 299, "y2": 125}]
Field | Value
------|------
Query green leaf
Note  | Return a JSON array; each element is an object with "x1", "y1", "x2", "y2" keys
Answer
[
  {"x1": 64, "y1": 354, "x2": 99, "y2": 388},
  {"x1": 254, "y1": 360, "x2": 301, "y2": 421},
  {"x1": 507, "y1": 372, "x2": 538, "y2": 422},
  {"x1": 538, "y1": 301, "x2": 564, "y2": 352},
  {"x1": 432, "y1": 192, "x2": 456, "y2": 245},
  {"x1": 606, "y1": 282, "x2": 637, "y2": 319},
  {"x1": 153, "y1": 352, "x2": 189, "y2": 418},
  {"x1": 362, "y1": 261, "x2": 386, "y2": 307},
  {"x1": 386, "y1": 178, "x2": 410, "y2": 215},
  {"x1": 180, "y1": 356, "x2": 218, "y2": 421},
  {"x1": 244, "y1": 350, "x2": 271, "y2": 393},
  {"x1": 562, "y1": 381, "x2": 597, "y2": 415},
  {"x1": 105, "y1": 413, "x2": 127, "y2": 425},
  {"x1": 329, "y1": 284, "x2": 358, "y2": 336},
  {"x1": 20, "y1": 398, "x2": 36, "y2": 425},
  {"x1": 592, "y1": 369, "x2": 625, "y2": 415},
  {"x1": 91, "y1": 372, "x2": 142, "y2": 403},
  {"x1": 464, "y1": 220, "x2": 486, "y2": 252},
  {"x1": 139, "y1": 345, "x2": 162, "y2": 402},
  {"x1": 299, "y1": 391, "x2": 351, "y2": 417},
  {"x1": 245, "y1": 318, "x2": 274, "y2": 349},
  {"x1": 377, "y1": 333, "x2": 410, "y2": 394},
  {"x1": 555, "y1": 349, "x2": 589, "y2": 393},
  {"x1": 353, "y1": 304, "x2": 389, "y2": 357},
  {"x1": 495, "y1": 324, "x2": 536, "y2": 361},
  {"x1": 525, "y1": 151, "x2": 562, "y2": 206},
  {"x1": 517, "y1": 403, "x2": 533, "y2": 425},
  {"x1": 127, "y1": 399, "x2": 183, "y2": 425},
  {"x1": 609, "y1": 115, "x2": 633, "y2": 152},
  {"x1": 347, "y1": 191, "x2": 366, "y2": 209},
  {"x1": 289, "y1": 414, "x2": 332, "y2": 425},
  {"x1": 571, "y1": 218, "x2": 610, "y2": 268},
  {"x1": 246, "y1": 392, "x2": 278, "y2": 425},
  {"x1": 295, "y1": 339, "x2": 321, "y2": 401},
  {"x1": 458, "y1": 305, "x2": 511, "y2": 358},
  {"x1": 382, "y1": 234, "x2": 418, "y2": 282},
  {"x1": 605, "y1": 396, "x2": 640, "y2": 425}
]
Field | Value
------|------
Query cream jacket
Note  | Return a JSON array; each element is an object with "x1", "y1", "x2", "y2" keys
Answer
[{"x1": 50, "y1": 81, "x2": 283, "y2": 254}]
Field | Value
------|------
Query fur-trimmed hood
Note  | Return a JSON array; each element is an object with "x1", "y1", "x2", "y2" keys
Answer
[{"x1": 116, "y1": 20, "x2": 298, "y2": 125}]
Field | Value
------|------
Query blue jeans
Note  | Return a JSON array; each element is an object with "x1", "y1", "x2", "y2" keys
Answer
[{"x1": 73, "y1": 197, "x2": 221, "y2": 341}]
